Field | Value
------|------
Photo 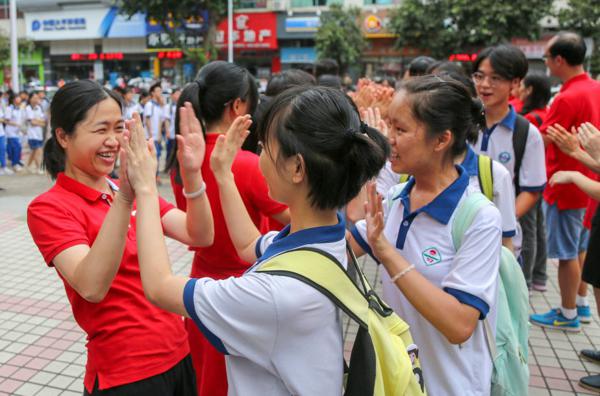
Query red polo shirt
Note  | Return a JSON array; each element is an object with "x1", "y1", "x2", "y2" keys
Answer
[
  {"x1": 171, "y1": 134, "x2": 287, "y2": 279},
  {"x1": 540, "y1": 73, "x2": 600, "y2": 210},
  {"x1": 524, "y1": 107, "x2": 548, "y2": 128},
  {"x1": 27, "y1": 173, "x2": 189, "y2": 393}
]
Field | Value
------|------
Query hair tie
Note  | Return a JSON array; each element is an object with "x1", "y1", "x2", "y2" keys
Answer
[{"x1": 359, "y1": 122, "x2": 369, "y2": 134}]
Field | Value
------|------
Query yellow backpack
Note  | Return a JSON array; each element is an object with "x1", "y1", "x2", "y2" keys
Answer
[{"x1": 256, "y1": 246, "x2": 427, "y2": 396}]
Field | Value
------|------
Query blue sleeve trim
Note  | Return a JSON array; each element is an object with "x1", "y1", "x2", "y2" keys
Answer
[
  {"x1": 502, "y1": 230, "x2": 516, "y2": 238},
  {"x1": 444, "y1": 287, "x2": 490, "y2": 320},
  {"x1": 183, "y1": 279, "x2": 229, "y2": 355},
  {"x1": 350, "y1": 226, "x2": 380, "y2": 264},
  {"x1": 255, "y1": 235, "x2": 264, "y2": 259},
  {"x1": 519, "y1": 184, "x2": 546, "y2": 192}
]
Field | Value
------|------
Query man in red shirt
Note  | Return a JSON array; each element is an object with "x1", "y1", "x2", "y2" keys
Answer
[{"x1": 531, "y1": 33, "x2": 600, "y2": 333}]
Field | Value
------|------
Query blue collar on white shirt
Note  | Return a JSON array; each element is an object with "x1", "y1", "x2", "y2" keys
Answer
[
  {"x1": 257, "y1": 212, "x2": 346, "y2": 264},
  {"x1": 461, "y1": 146, "x2": 479, "y2": 177},
  {"x1": 393, "y1": 165, "x2": 469, "y2": 225},
  {"x1": 485, "y1": 105, "x2": 517, "y2": 134}
]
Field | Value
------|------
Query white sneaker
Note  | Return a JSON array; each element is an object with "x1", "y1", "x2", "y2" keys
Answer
[
  {"x1": 0, "y1": 168, "x2": 5, "y2": 175},
  {"x1": 2, "y1": 167, "x2": 14, "y2": 175},
  {"x1": 14, "y1": 164, "x2": 23, "y2": 172},
  {"x1": 37, "y1": 169, "x2": 45, "y2": 175}
]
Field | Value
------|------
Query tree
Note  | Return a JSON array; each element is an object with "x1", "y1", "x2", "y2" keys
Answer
[
  {"x1": 315, "y1": 4, "x2": 365, "y2": 74},
  {"x1": 390, "y1": 0, "x2": 553, "y2": 58},
  {"x1": 0, "y1": 29, "x2": 36, "y2": 67},
  {"x1": 116, "y1": 1, "x2": 233, "y2": 65},
  {"x1": 557, "y1": 0, "x2": 600, "y2": 76}
]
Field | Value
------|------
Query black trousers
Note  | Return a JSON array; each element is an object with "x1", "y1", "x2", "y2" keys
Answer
[{"x1": 84, "y1": 355, "x2": 197, "y2": 396}]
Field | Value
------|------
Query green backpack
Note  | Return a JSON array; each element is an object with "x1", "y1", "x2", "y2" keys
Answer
[
  {"x1": 452, "y1": 193, "x2": 529, "y2": 396},
  {"x1": 256, "y1": 246, "x2": 427, "y2": 396}
]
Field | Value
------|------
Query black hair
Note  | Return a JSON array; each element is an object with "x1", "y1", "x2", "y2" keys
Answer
[
  {"x1": 123, "y1": 86, "x2": 133, "y2": 94},
  {"x1": 27, "y1": 91, "x2": 39, "y2": 105},
  {"x1": 257, "y1": 86, "x2": 389, "y2": 210},
  {"x1": 548, "y1": 32, "x2": 587, "y2": 66},
  {"x1": 265, "y1": 69, "x2": 316, "y2": 97},
  {"x1": 521, "y1": 73, "x2": 552, "y2": 115},
  {"x1": 408, "y1": 56, "x2": 437, "y2": 77},
  {"x1": 473, "y1": 45, "x2": 528, "y2": 80},
  {"x1": 317, "y1": 74, "x2": 342, "y2": 90},
  {"x1": 113, "y1": 86, "x2": 125, "y2": 96},
  {"x1": 149, "y1": 82, "x2": 161, "y2": 94},
  {"x1": 139, "y1": 90, "x2": 150, "y2": 100},
  {"x1": 427, "y1": 61, "x2": 467, "y2": 76},
  {"x1": 7, "y1": 91, "x2": 18, "y2": 106},
  {"x1": 171, "y1": 86, "x2": 181, "y2": 94},
  {"x1": 43, "y1": 80, "x2": 123, "y2": 179},
  {"x1": 166, "y1": 61, "x2": 258, "y2": 173},
  {"x1": 399, "y1": 75, "x2": 486, "y2": 155},
  {"x1": 315, "y1": 58, "x2": 339, "y2": 78}
]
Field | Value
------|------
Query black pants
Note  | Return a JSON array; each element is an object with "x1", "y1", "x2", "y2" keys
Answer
[
  {"x1": 84, "y1": 355, "x2": 197, "y2": 396},
  {"x1": 520, "y1": 197, "x2": 548, "y2": 287},
  {"x1": 583, "y1": 208, "x2": 600, "y2": 289}
]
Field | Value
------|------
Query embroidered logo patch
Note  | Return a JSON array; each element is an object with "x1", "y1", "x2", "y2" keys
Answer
[
  {"x1": 498, "y1": 151, "x2": 511, "y2": 164},
  {"x1": 422, "y1": 247, "x2": 442, "y2": 266}
]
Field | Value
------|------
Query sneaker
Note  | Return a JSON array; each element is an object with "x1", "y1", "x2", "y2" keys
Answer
[
  {"x1": 580, "y1": 374, "x2": 600, "y2": 392},
  {"x1": 578, "y1": 305, "x2": 592, "y2": 324},
  {"x1": 530, "y1": 308, "x2": 580, "y2": 332},
  {"x1": 0, "y1": 168, "x2": 4, "y2": 175},
  {"x1": 3, "y1": 167, "x2": 14, "y2": 175},
  {"x1": 532, "y1": 282, "x2": 547, "y2": 292},
  {"x1": 581, "y1": 349, "x2": 600, "y2": 364},
  {"x1": 13, "y1": 164, "x2": 23, "y2": 172}
]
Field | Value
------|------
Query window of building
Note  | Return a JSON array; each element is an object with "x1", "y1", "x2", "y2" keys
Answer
[
  {"x1": 239, "y1": 0, "x2": 268, "y2": 8},
  {"x1": 291, "y1": 0, "x2": 342, "y2": 7},
  {"x1": 364, "y1": 0, "x2": 396, "y2": 4}
]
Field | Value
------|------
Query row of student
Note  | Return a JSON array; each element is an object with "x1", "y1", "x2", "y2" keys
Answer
[
  {"x1": 27, "y1": 67, "x2": 506, "y2": 396},
  {"x1": 0, "y1": 90, "x2": 48, "y2": 175}
]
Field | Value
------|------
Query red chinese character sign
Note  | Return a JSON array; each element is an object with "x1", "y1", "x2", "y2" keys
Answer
[{"x1": 216, "y1": 12, "x2": 277, "y2": 50}]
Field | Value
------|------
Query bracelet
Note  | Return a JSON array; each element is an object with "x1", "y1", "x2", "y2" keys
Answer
[
  {"x1": 182, "y1": 181, "x2": 207, "y2": 199},
  {"x1": 390, "y1": 264, "x2": 415, "y2": 282}
]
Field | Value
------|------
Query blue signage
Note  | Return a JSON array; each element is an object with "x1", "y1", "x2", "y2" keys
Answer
[
  {"x1": 285, "y1": 17, "x2": 320, "y2": 32},
  {"x1": 281, "y1": 47, "x2": 317, "y2": 64}
]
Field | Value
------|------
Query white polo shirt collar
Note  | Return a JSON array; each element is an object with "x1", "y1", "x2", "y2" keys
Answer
[{"x1": 480, "y1": 105, "x2": 516, "y2": 151}]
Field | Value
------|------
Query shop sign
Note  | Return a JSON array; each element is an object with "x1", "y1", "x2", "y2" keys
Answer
[
  {"x1": 285, "y1": 17, "x2": 319, "y2": 33},
  {"x1": 25, "y1": 7, "x2": 146, "y2": 40},
  {"x1": 216, "y1": 12, "x2": 277, "y2": 50},
  {"x1": 361, "y1": 10, "x2": 396, "y2": 39},
  {"x1": 281, "y1": 47, "x2": 316, "y2": 64},
  {"x1": 146, "y1": 11, "x2": 208, "y2": 50},
  {"x1": 70, "y1": 53, "x2": 124, "y2": 61}
]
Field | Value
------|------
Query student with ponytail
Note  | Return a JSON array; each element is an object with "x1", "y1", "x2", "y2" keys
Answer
[
  {"x1": 121, "y1": 85, "x2": 389, "y2": 395},
  {"x1": 166, "y1": 61, "x2": 289, "y2": 396},
  {"x1": 349, "y1": 75, "x2": 502, "y2": 396},
  {"x1": 27, "y1": 79, "x2": 214, "y2": 395}
]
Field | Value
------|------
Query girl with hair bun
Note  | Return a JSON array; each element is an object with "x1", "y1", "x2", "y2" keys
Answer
[
  {"x1": 122, "y1": 85, "x2": 389, "y2": 395},
  {"x1": 27, "y1": 79, "x2": 214, "y2": 395},
  {"x1": 349, "y1": 75, "x2": 502, "y2": 396},
  {"x1": 166, "y1": 61, "x2": 290, "y2": 396}
]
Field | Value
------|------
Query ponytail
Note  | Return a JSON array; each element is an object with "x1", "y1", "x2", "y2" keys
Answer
[{"x1": 42, "y1": 136, "x2": 65, "y2": 179}]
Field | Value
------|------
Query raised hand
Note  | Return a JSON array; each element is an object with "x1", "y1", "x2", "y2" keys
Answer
[
  {"x1": 121, "y1": 112, "x2": 158, "y2": 196},
  {"x1": 210, "y1": 115, "x2": 252, "y2": 181},
  {"x1": 578, "y1": 122, "x2": 600, "y2": 161},
  {"x1": 362, "y1": 106, "x2": 389, "y2": 137},
  {"x1": 176, "y1": 102, "x2": 205, "y2": 174},
  {"x1": 364, "y1": 182, "x2": 392, "y2": 260},
  {"x1": 547, "y1": 123, "x2": 580, "y2": 157}
]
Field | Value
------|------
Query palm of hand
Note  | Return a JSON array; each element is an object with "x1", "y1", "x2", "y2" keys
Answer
[{"x1": 178, "y1": 133, "x2": 205, "y2": 172}]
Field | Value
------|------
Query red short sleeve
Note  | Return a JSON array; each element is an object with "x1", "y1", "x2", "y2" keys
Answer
[
  {"x1": 539, "y1": 96, "x2": 574, "y2": 134},
  {"x1": 159, "y1": 195, "x2": 176, "y2": 218},
  {"x1": 27, "y1": 198, "x2": 90, "y2": 266}
]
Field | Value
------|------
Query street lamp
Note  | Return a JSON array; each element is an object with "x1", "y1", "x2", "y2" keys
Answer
[
  {"x1": 10, "y1": 0, "x2": 19, "y2": 91},
  {"x1": 228, "y1": 0, "x2": 233, "y2": 63}
]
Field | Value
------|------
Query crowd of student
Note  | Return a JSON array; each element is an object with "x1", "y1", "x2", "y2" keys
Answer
[{"x1": 21, "y1": 30, "x2": 600, "y2": 395}]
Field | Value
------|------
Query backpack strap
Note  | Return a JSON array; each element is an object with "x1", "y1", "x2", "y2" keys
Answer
[
  {"x1": 512, "y1": 115, "x2": 530, "y2": 195},
  {"x1": 476, "y1": 155, "x2": 494, "y2": 201},
  {"x1": 255, "y1": 247, "x2": 371, "y2": 328},
  {"x1": 532, "y1": 112, "x2": 543, "y2": 127}
]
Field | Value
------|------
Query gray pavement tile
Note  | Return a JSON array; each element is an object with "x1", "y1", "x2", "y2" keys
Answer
[
  {"x1": 55, "y1": 352, "x2": 79, "y2": 364},
  {"x1": 28, "y1": 371, "x2": 56, "y2": 386},
  {"x1": 61, "y1": 391, "x2": 81, "y2": 396},
  {"x1": 43, "y1": 361, "x2": 68, "y2": 374},
  {"x1": 47, "y1": 375, "x2": 75, "y2": 389},
  {"x1": 33, "y1": 387, "x2": 62, "y2": 396},
  {"x1": 13, "y1": 382, "x2": 42, "y2": 396},
  {"x1": 528, "y1": 387, "x2": 551, "y2": 396},
  {"x1": 0, "y1": 351, "x2": 15, "y2": 364},
  {"x1": 67, "y1": 380, "x2": 83, "y2": 392}
]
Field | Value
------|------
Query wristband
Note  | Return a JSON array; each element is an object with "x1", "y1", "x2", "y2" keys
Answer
[
  {"x1": 390, "y1": 264, "x2": 415, "y2": 282},
  {"x1": 183, "y1": 181, "x2": 206, "y2": 199}
]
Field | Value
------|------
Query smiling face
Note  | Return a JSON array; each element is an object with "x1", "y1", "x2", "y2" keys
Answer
[
  {"x1": 474, "y1": 58, "x2": 517, "y2": 111},
  {"x1": 387, "y1": 91, "x2": 435, "y2": 175},
  {"x1": 59, "y1": 98, "x2": 125, "y2": 183}
]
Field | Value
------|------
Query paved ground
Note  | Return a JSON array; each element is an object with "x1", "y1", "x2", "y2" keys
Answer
[{"x1": 1, "y1": 172, "x2": 600, "y2": 395}]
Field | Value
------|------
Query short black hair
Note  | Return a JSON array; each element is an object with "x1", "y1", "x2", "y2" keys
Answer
[
  {"x1": 257, "y1": 86, "x2": 389, "y2": 210},
  {"x1": 473, "y1": 45, "x2": 528, "y2": 80},
  {"x1": 548, "y1": 32, "x2": 587, "y2": 66},
  {"x1": 149, "y1": 82, "x2": 161, "y2": 93},
  {"x1": 408, "y1": 56, "x2": 437, "y2": 77},
  {"x1": 315, "y1": 58, "x2": 339, "y2": 78},
  {"x1": 266, "y1": 69, "x2": 316, "y2": 97},
  {"x1": 317, "y1": 74, "x2": 342, "y2": 90}
]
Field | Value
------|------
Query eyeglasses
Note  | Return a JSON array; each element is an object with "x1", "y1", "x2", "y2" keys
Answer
[{"x1": 472, "y1": 72, "x2": 508, "y2": 87}]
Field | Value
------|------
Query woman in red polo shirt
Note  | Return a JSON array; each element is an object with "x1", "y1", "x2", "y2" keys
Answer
[
  {"x1": 165, "y1": 61, "x2": 289, "y2": 396},
  {"x1": 27, "y1": 80, "x2": 214, "y2": 396},
  {"x1": 518, "y1": 73, "x2": 552, "y2": 128}
]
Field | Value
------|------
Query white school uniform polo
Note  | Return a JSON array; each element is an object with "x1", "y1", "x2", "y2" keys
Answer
[
  {"x1": 472, "y1": 106, "x2": 546, "y2": 192},
  {"x1": 183, "y1": 214, "x2": 347, "y2": 396},
  {"x1": 351, "y1": 166, "x2": 501, "y2": 396},
  {"x1": 163, "y1": 104, "x2": 176, "y2": 140},
  {"x1": 25, "y1": 104, "x2": 45, "y2": 141},
  {"x1": 462, "y1": 146, "x2": 517, "y2": 238},
  {"x1": 5, "y1": 105, "x2": 22, "y2": 138},
  {"x1": 143, "y1": 100, "x2": 164, "y2": 140},
  {"x1": 0, "y1": 107, "x2": 5, "y2": 137},
  {"x1": 376, "y1": 161, "x2": 400, "y2": 196}
]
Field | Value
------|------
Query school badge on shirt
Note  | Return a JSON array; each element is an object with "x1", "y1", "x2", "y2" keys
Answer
[{"x1": 422, "y1": 247, "x2": 442, "y2": 266}]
